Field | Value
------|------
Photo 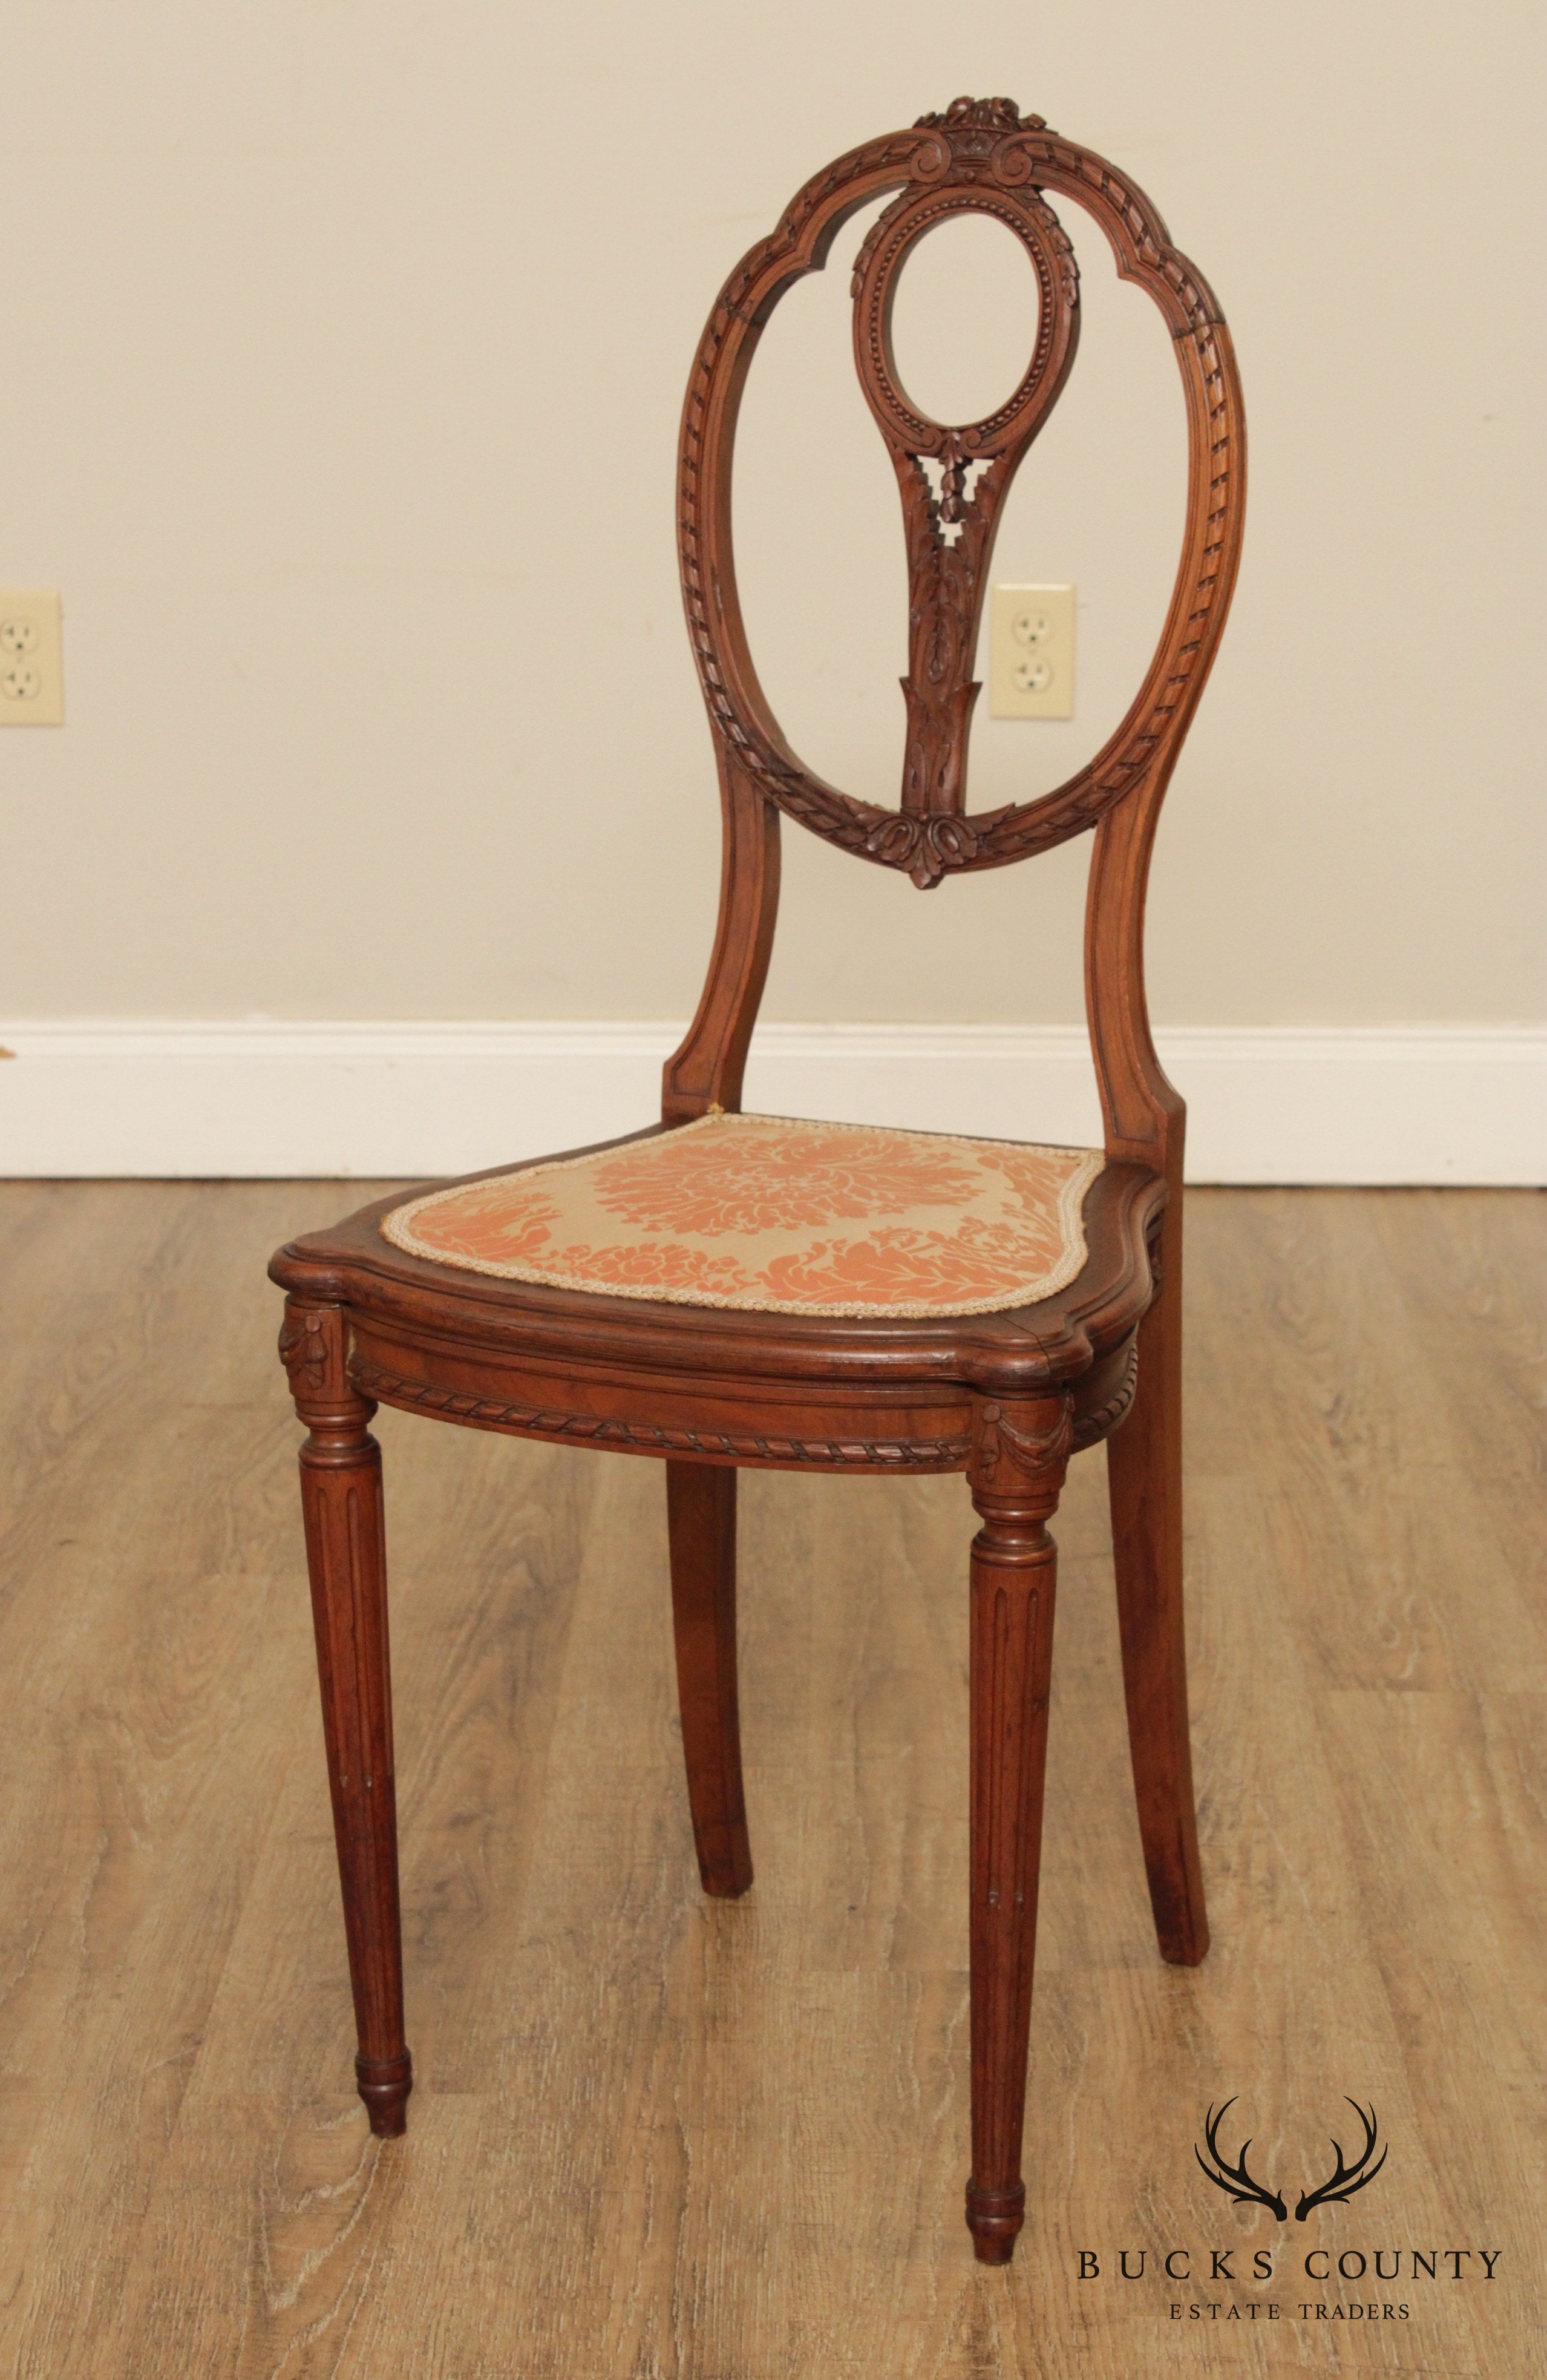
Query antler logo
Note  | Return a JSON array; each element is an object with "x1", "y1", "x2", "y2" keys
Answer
[
  {"x1": 1194, "y1": 2099, "x2": 1287, "y2": 2221},
  {"x1": 1194, "y1": 2097, "x2": 1387, "y2": 2224},
  {"x1": 1293, "y1": 2099, "x2": 1387, "y2": 2221}
]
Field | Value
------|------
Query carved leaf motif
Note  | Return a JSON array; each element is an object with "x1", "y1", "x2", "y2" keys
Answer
[{"x1": 913, "y1": 97, "x2": 1035, "y2": 136}]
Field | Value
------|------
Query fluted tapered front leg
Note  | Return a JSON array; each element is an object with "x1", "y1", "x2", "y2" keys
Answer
[
  {"x1": 964, "y1": 1394, "x2": 1071, "y2": 2266},
  {"x1": 281, "y1": 1300, "x2": 411, "y2": 2137}
]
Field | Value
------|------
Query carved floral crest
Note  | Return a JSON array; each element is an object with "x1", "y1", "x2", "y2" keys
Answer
[{"x1": 913, "y1": 95, "x2": 1046, "y2": 138}]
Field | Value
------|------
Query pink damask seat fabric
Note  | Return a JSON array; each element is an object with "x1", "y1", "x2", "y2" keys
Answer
[{"x1": 381, "y1": 1112, "x2": 1104, "y2": 1320}]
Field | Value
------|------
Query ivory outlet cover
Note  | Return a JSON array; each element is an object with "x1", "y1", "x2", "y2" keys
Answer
[
  {"x1": 0, "y1": 591, "x2": 64, "y2": 725},
  {"x1": 989, "y1": 582, "x2": 1074, "y2": 720}
]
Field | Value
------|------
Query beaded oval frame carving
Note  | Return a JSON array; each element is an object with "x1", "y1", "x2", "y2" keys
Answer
[{"x1": 677, "y1": 96, "x2": 1244, "y2": 888}]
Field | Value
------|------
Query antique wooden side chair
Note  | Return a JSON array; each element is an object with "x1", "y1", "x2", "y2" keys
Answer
[{"x1": 270, "y1": 96, "x2": 1244, "y2": 2265}]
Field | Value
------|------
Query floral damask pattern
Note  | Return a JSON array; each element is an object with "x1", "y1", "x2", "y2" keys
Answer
[
  {"x1": 382, "y1": 1113, "x2": 1103, "y2": 1319},
  {"x1": 594, "y1": 1121, "x2": 978, "y2": 1236}
]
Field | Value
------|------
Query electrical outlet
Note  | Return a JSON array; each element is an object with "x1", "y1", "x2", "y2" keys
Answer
[
  {"x1": 0, "y1": 591, "x2": 64, "y2": 725},
  {"x1": 989, "y1": 582, "x2": 1074, "y2": 720}
]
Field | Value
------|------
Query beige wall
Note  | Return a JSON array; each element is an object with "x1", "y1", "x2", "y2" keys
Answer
[{"x1": 1, "y1": 1, "x2": 1542, "y2": 1028}]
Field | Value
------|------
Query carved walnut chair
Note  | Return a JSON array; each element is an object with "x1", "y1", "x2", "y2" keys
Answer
[{"x1": 270, "y1": 96, "x2": 1244, "y2": 2264}]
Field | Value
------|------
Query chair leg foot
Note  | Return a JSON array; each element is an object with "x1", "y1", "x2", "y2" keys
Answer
[
  {"x1": 356, "y1": 2050, "x2": 413, "y2": 2136},
  {"x1": 966, "y1": 2179, "x2": 1026, "y2": 2263}
]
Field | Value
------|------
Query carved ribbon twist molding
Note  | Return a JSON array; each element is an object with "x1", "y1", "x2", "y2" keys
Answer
[
  {"x1": 350, "y1": 1361, "x2": 970, "y2": 1472},
  {"x1": 676, "y1": 96, "x2": 1243, "y2": 888},
  {"x1": 1070, "y1": 1336, "x2": 1140, "y2": 1447}
]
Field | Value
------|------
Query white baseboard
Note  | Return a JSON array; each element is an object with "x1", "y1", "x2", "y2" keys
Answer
[{"x1": 0, "y1": 1020, "x2": 1542, "y2": 1185}]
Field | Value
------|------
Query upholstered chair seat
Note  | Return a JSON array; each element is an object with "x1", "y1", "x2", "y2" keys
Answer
[{"x1": 382, "y1": 1115, "x2": 1103, "y2": 1320}]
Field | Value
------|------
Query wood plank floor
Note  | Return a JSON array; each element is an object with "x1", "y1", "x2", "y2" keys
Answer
[{"x1": 0, "y1": 1183, "x2": 1541, "y2": 2378}]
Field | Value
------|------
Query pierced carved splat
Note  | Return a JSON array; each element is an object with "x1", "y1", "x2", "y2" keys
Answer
[
  {"x1": 675, "y1": 94, "x2": 1244, "y2": 890},
  {"x1": 849, "y1": 172, "x2": 1079, "y2": 861}
]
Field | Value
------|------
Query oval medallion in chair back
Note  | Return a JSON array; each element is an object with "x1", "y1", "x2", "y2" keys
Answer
[{"x1": 676, "y1": 95, "x2": 1244, "y2": 890}]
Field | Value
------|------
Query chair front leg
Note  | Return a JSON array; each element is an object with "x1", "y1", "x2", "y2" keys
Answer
[
  {"x1": 666, "y1": 1460, "x2": 753, "y2": 1897},
  {"x1": 965, "y1": 1394, "x2": 1071, "y2": 2265},
  {"x1": 280, "y1": 1300, "x2": 412, "y2": 2136}
]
